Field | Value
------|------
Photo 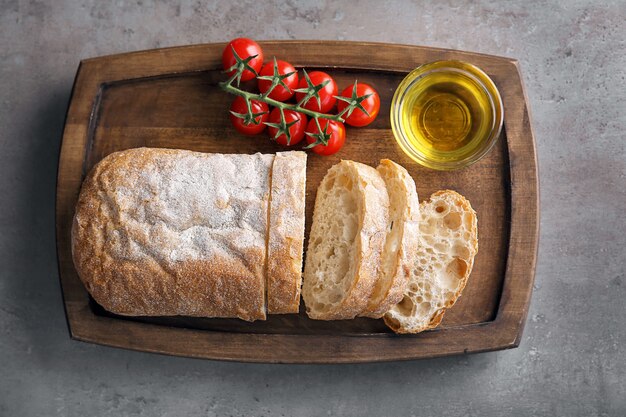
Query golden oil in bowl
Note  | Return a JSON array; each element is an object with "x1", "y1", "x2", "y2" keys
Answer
[{"x1": 391, "y1": 61, "x2": 503, "y2": 170}]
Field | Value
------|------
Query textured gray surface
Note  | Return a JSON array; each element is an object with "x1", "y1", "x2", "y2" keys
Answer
[{"x1": 1, "y1": 0, "x2": 625, "y2": 416}]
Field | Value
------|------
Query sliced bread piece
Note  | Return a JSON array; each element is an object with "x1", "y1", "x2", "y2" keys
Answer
[
  {"x1": 360, "y1": 159, "x2": 420, "y2": 318},
  {"x1": 302, "y1": 160, "x2": 389, "y2": 320},
  {"x1": 383, "y1": 190, "x2": 478, "y2": 333},
  {"x1": 267, "y1": 151, "x2": 307, "y2": 314}
]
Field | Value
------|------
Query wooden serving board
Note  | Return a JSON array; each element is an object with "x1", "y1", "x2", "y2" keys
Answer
[{"x1": 56, "y1": 41, "x2": 538, "y2": 363}]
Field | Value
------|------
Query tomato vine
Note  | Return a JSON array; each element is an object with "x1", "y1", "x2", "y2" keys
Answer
[{"x1": 219, "y1": 45, "x2": 372, "y2": 148}]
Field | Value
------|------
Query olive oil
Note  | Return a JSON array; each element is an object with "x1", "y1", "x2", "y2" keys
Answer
[{"x1": 391, "y1": 61, "x2": 503, "y2": 170}]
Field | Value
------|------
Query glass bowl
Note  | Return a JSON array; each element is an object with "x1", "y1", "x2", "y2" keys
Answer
[{"x1": 390, "y1": 60, "x2": 503, "y2": 171}]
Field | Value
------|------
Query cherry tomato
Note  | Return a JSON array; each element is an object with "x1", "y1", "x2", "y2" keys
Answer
[
  {"x1": 258, "y1": 60, "x2": 299, "y2": 102},
  {"x1": 222, "y1": 38, "x2": 264, "y2": 82},
  {"x1": 337, "y1": 82, "x2": 381, "y2": 127},
  {"x1": 267, "y1": 108, "x2": 307, "y2": 146},
  {"x1": 305, "y1": 119, "x2": 346, "y2": 156},
  {"x1": 295, "y1": 71, "x2": 338, "y2": 113},
  {"x1": 229, "y1": 96, "x2": 269, "y2": 135}
]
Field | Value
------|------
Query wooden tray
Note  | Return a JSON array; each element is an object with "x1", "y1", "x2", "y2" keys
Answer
[{"x1": 56, "y1": 41, "x2": 538, "y2": 363}]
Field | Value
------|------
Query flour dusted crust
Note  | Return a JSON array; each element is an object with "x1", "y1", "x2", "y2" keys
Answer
[
  {"x1": 267, "y1": 152, "x2": 307, "y2": 314},
  {"x1": 71, "y1": 148, "x2": 274, "y2": 321}
]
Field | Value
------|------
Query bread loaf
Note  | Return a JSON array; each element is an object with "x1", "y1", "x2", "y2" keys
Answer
[
  {"x1": 359, "y1": 159, "x2": 420, "y2": 318},
  {"x1": 383, "y1": 190, "x2": 478, "y2": 334},
  {"x1": 72, "y1": 147, "x2": 307, "y2": 322},
  {"x1": 73, "y1": 148, "x2": 478, "y2": 330},
  {"x1": 302, "y1": 160, "x2": 389, "y2": 320}
]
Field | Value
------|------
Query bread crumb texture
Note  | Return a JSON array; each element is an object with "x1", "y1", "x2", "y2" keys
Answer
[
  {"x1": 302, "y1": 160, "x2": 389, "y2": 320},
  {"x1": 384, "y1": 190, "x2": 478, "y2": 333}
]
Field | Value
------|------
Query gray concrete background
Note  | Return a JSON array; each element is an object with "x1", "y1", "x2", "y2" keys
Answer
[{"x1": 1, "y1": 1, "x2": 624, "y2": 416}]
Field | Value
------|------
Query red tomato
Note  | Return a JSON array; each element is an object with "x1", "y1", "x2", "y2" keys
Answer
[
  {"x1": 305, "y1": 119, "x2": 346, "y2": 156},
  {"x1": 337, "y1": 82, "x2": 381, "y2": 127},
  {"x1": 229, "y1": 96, "x2": 269, "y2": 135},
  {"x1": 267, "y1": 108, "x2": 307, "y2": 146},
  {"x1": 258, "y1": 60, "x2": 299, "y2": 102},
  {"x1": 295, "y1": 71, "x2": 338, "y2": 113},
  {"x1": 222, "y1": 38, "x2": 264, "y2": 82}
]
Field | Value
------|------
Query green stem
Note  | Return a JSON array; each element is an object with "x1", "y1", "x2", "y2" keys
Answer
[{"x1": 220, "y1": 81, "x2": 344, "y2": 123}]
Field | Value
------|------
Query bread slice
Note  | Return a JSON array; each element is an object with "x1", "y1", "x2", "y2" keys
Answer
[
  {"x1": 360, "y1": 159, "x2": 420, "y2": 318},
  {"x1": 72, "y1": 147, "x2": 278, "y2": 321},
  {"x1": 383, "y1": 190, "x2": 478, "y2": 334},
  {"x1": 302, "y1": 160, "x2": 389, "y2": 320},
  {"x1": 266, "y1": 151, "x2": 307, "y2": 314}
]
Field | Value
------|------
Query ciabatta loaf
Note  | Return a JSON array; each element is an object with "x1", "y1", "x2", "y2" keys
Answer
[
  {"x1": 384, "y1": 190, "x2": 478, "y2": 334},
  {"x1": 360, "y1": 159, "x2": 420, "y2": 318},
  {"x1": 72, "y1": 148, "x2": 307, "y2": 322},
  {"x1": 302, "y1": 160, "x2": 389, "y2": 320},
  {"x1": 267, "y1": 152, "x2": 307, "y2": 314}
]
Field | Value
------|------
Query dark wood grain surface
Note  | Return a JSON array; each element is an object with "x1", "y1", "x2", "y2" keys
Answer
[{"x1": 56, "y1": 41, "x2": 538, "y2": 363}]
